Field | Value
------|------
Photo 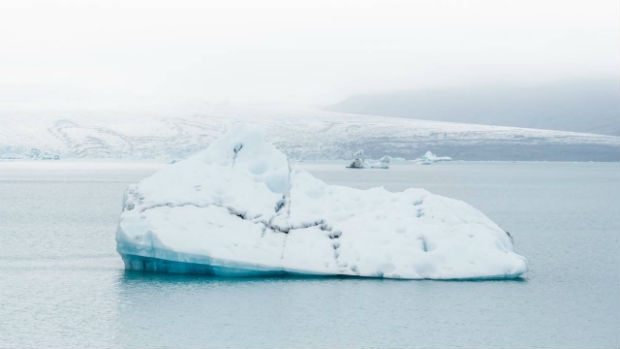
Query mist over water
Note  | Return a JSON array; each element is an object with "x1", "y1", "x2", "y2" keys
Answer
[
  {"x1": 1, "y1": 0, "x2": 619, "y2": 107},
  {"x1": 329, "y1": 79, "x2": 620, "y2": 136}
]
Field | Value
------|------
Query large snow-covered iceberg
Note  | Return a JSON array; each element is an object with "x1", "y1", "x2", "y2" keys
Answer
[{"x1": 116, "y1": 127, "x2": 527, "y2": 279}]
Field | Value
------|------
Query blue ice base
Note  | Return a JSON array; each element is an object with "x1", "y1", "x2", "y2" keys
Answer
[
  {"x1": 116, "y1": 231, "x2": 525, "y2": 279},
  {"x1": 120, "y1": 253, "x2": 290, "y2": 276},
  {"x1": 119, "y1": 253, "x2": 525, "y2": 280},
  {"x1": 116, "y1": 229, "x2": 326, "y2": 277}
]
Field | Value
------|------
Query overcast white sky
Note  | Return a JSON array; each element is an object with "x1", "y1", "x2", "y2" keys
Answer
[{"x1": 0, "y1": 0, "x2": 618, "y2": 108}]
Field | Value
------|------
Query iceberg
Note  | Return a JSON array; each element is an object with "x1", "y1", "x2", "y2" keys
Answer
[
  {"x1": 374, "y1": 155, "x2": 391, "y2": 169},
  {"x1": 384, "y1": 155, "x2": 406, "y2": 162},
  {"x1": 346, "y1": 150, "x2": 370, "y2": 169},
  {"x1": 346, "y1": 151, "x2": 390, "y2": 169},
  {"x1": 416, "y1": 151, "x2": 452, "y2": 165},
  {"x1": 116, "y1": 127, "x2": 527, "y2": 279}
]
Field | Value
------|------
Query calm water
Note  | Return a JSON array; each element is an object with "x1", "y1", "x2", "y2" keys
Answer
[{"x1": 1, "y1": 161, "x2": 618, "y2": 348}]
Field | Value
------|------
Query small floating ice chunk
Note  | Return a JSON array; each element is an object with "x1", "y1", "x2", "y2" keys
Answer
[
  {"x1": 385, "y1": 156, "x2": 406, "y2": 162},
  {"x1": 346, "y1": 150, "x2": 369, "y2": 169},
  {"x1": 416, "y1": 151, "x2": 452, "y2": 165},
  {"x1": 370, "y1": 156, "x2": 390, "y2": 169},
  {"x1": 346, "y1": 151, "x2": 390, "y2": 169},
  {"x1": 116, "y1": 126, "x2": 527, "y2": 279}
]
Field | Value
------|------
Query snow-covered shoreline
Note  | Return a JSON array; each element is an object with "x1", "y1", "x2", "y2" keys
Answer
[{"x1": 2, "y1": 106, "x2": 619, "y2": 162}]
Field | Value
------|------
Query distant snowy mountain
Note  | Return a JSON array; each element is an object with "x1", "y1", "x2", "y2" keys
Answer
[
  {"x1": 1, "y1": 106, "x2": 618, "y2": 161},
  {"x1": 328, "y1": 79, "x2": 620, "y2": 136}
]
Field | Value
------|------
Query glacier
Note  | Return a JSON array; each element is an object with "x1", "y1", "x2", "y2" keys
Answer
[
  {"x1": 1, "y1": 105, "x2": 619, "y2": 161},
  {"x1": 116, "y1": 126, "x2": 528, "y2": 279}
]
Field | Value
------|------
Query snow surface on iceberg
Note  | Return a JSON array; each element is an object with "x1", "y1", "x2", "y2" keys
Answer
[{"x1": 116, "y1": 127, "x2": 528, "y2": 279}]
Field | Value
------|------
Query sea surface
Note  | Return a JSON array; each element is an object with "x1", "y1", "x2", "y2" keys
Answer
[{"x1": 1, "y1": 161, "x2": 618, "y2": 348}]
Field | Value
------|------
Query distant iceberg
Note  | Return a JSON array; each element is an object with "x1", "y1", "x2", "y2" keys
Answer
[
  {"x1": 384, "y1": 155, "x2": 406, "y2": 162},
  {"x1": 347, "y1": 151, "x2": 390, "y2": 169},
  {"x1": 416, "y1": 151, "x2": 452, "y2": 165},
  {"x1": 346, "y1": 150, "x2": 369, "y2": 169},
  {"x1": 116, "y1": 127, "x2": 527, "y2": 279},
  {"x1": 374, "y1": 155, "x2": 391, "y2": 169}
]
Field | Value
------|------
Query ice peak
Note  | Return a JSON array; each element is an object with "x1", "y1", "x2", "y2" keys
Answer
[{"x1": 188, "y1": 125, "x2": 291, "y2": 194}]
